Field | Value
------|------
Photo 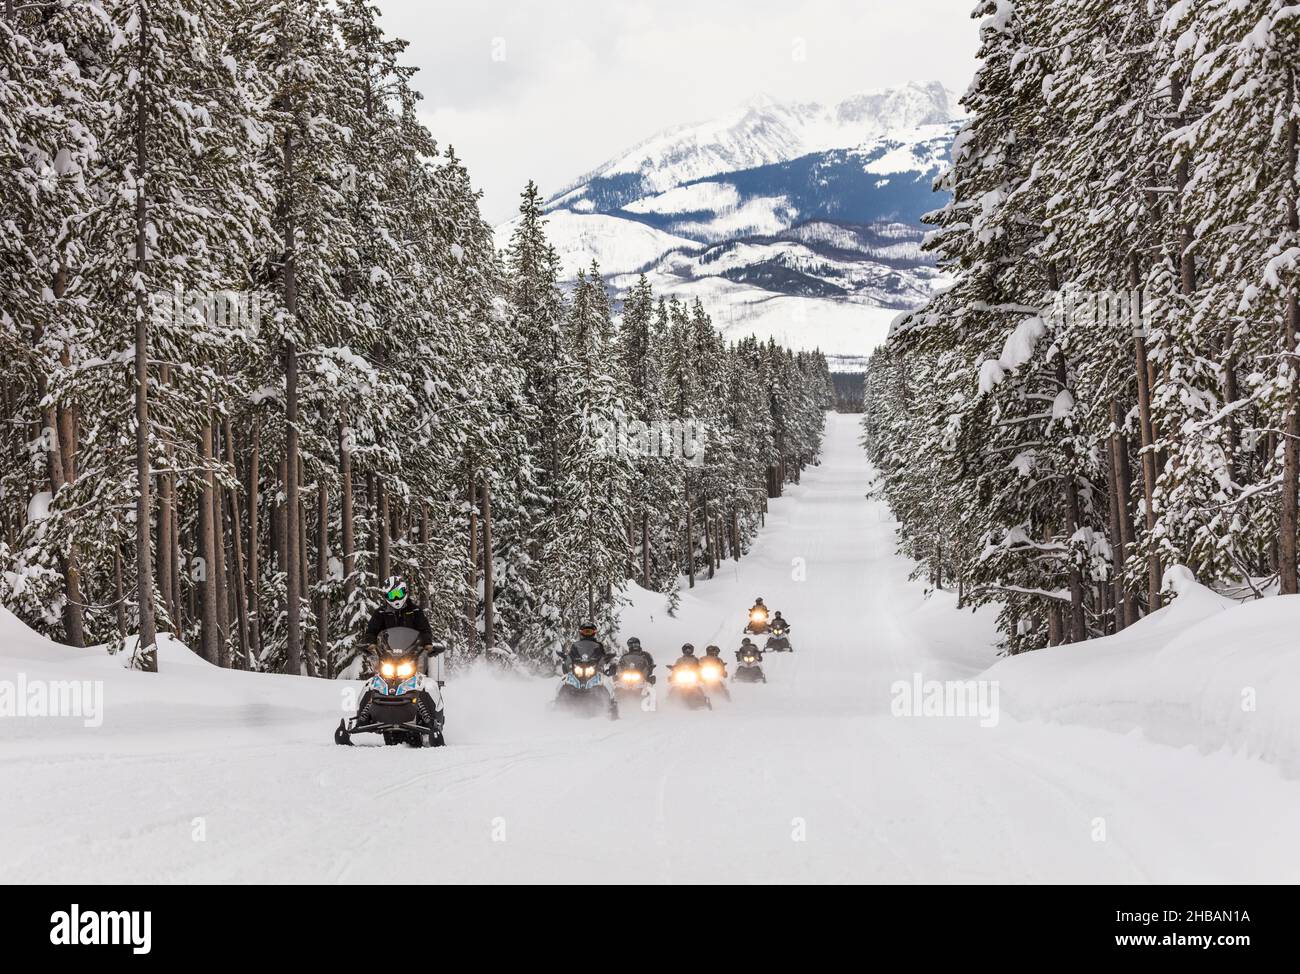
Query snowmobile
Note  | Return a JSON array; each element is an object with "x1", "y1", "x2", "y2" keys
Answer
[
  {"x1": 334, "y1": 627, "x2": 445, "y2": 747},
  {"x1": 666, "y1": 663, "x2": 712, "y2": 711},
  {"x1": 764, "y1": 621, "x2": 793, "y2": 653},
  {"x1": 554, "y1": 647, "x2": 619, "y2": 720},
  {"x1": 733, "y1": 645, "x2": 767, "y2": 683},
  {"x1": 744, "y1": 604, "x2": 770, "y2": 635},
  {"x1": 698, "y1": 653, "x2": 732, "y2": 700},
  {"x1": 612, "y1": 655, "x2": 654, "y2": 703}
]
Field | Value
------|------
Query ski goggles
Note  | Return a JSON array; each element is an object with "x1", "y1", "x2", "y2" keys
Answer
[{"x1": 385, "y1": 585, "x2": 407, "y2": 604}]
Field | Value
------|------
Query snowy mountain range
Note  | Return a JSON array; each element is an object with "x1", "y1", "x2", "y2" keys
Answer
[{"x1": 498, "y1": 82, "x2": 960, "y2": 368}]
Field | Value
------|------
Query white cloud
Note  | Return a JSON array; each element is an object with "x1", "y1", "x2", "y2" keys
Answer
[{"x1": 376, "y1": 0, "x2": 979, "y2": 221}]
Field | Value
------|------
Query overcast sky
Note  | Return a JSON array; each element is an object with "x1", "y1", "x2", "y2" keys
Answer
[{"x1": 374, "y1": 0, "x2": 980, "y2": 222}]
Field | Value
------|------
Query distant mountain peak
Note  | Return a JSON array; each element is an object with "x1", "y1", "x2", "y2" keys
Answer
[
  {"x1": 508, "y1": 82, "x2": 959, "y2": 362},
  {"x1": 546, "y1": 80, "x2": 956, "y2": 211}
]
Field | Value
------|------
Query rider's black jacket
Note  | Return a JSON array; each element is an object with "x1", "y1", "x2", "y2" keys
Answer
[
  {"x1": 564, "y1": 636, "x2": 614, "y2": 670},
  {"x1": 364, "y1": 603, "x2": 436, "y2": 648},
  {"x1": 619, "y1": 648, "x2": 655, "y2": 672}
]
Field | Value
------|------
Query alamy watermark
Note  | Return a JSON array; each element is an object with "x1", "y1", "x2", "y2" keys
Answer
[
  {"x1": 0, "y1": 673, "x2": 104, "y2": 727},
  {"x1": 50, "y1": 905, "x2": 151, "y2": 954},
  {"x1": 890, "y1": 672, "x2": 1000, "y2": 728},
  {"x1": 150, "y1": 286, "x2": 262, "y2": 333},
  {"x1": 583, "y1": 405, "x2": 706, "y2": 465},
  {"x1": 1045, "y1": 287, "x2": 1152, "y2": 338}
]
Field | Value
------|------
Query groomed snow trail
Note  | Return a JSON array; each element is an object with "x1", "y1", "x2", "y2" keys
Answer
[{"x1": 4, "y1": 413, "x2": 1300, "y2": 883}]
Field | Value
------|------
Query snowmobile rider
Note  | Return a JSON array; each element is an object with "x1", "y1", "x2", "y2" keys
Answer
[
  {"x1": 364, "y1": 575, "x2": 437, "y2": 653},
  {"x1": 702, "y1": 644, "x2": 728, "y2": 676},
  {"x1": 673, "y1": 642, "x2": 701, "y2": 670},
  {"x1": 736, "y1": 636, "x2": 760, "y2": 661},
  {"x1": 770, "y1": 610, "x2": 789, "y2": 632},
  {"x1": 702, "y1": 644, "x2": 731, "y2": 699},
  {"x1": 358, "y1": 576, "x2": 446, "y2": 732},
  {"x1": 619, "y1": 636, "x2": 656, "y2": 684},
  {"x1": 560, "y1": 621, "x2": 616, "y2": 674},
  {"x1": 746, "y1": 597, "x2": 770, "y2": 633}
]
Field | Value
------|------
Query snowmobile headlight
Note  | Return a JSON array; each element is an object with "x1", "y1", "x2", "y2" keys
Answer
[
  {"x1": 396, "y1": 660, "x2": 415, "y2": 678},
  {"x1": 750, "y1": 609, "x2": 766, "y2": 622},
  {"x1": 621, "y1": 671, "x2": 641, "y2": 682},
  {"x1": 674, "y1": 669, "x2": 697, "y2": 685},
  {"x1": 380, "y1": 662, "x2": 397, "y2": 678}
]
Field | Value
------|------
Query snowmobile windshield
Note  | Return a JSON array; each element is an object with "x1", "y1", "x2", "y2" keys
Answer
[
  {"x1": 569, "y1": 640, "x2": 602, "y2": 664},
  {"x1": 379, "y1": 626, "x2": 421, "y2": 656}
]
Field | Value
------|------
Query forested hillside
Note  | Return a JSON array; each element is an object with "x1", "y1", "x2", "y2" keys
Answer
[
  {"x1": 864, "y1": 0, "x2": 1300, "y2": 652},
  {"x1": 0, "y1": 0, "x2": 833, "y2": 674}
]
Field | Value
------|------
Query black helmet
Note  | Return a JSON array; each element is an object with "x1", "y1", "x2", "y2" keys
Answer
[
  {"x1": 381, "y1": 576, "x2": 409, "y2": 610},
  {"x1": 578, "y1": 621, "x2": 597, "y2": 638},
  {"x1": 627, "y1": 636, "x2": 641, "y2": 650},
  {"x1": 741, "y1": 637, "x2": 755, "y2": 646},
  {"x1": 681, "y1": 643, "x2": 695, "y2": 655},
  {"x1": 705, "y1": 645, "x2": 721, "y2": 656},
  {"x1": 773, "y1": 610, "x2": 783, "y2": 618},
  {"x1": 754, "y1": 597, "x2": 765, "y2": 605}
]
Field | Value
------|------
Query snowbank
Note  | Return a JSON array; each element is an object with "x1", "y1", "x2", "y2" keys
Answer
[{"x1": 986, "y1": 575, "x2": 1300, "y2": 774}]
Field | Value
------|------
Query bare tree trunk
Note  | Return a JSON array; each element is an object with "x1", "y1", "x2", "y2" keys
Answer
[
  {"x1": 684, "y1": 473, "x2": 695, "y2": 588},
  {"x1": 132, "y1": 10, "x2": 158, "y2": 671},
  {"x1": 155, "y1": 364, "x2": 173, "y2": 625},
  {"x1": 316, "y1": 476, "x2": 330, "y2": 675},
  {"x1": 1281, "y1": 100, "x2": 1300, "y2": 595},
  {"x1": 247, "y1": 416, "x2": 261, "y2": 658},
  {"x1": 640, "y1": 509, "x2": 650, "y2": 588},
  {"x1": 157, "y1": 452, "x2": 175, "y2": 627},
  {"x1": 212, "y1": 450, "x2": 230, "y2": 668},
  {"x1": 282, "y1": 107, "x2": 303, "y2": 674},
  {"x1": 466, "y1": 465, "x2": 478, "y2": 647},
  {"x1": 482, "y1": 477, "x2": 495, "y2": 652},
  {"x1": 299, "y1": 474, "x2": 316, "y2": 678},
  {"x1": 199, "y1": 421, "x2": 219, "y2": 664},
  {"x1": 170, "y1": 477, "x2": 183, "y2": 635},
  {"x1": 702, "y1": 493, "x2": 715, "y2": 579},
  {"x1": 54, "y1": 346, "x2": 88, "y2": 645},
  {"x1": 1130, "y1": 255, "x2": 1162, "y2": 610},
  {"x1": 1108, "y1": 400, "x2": 1140, "y2": 626},
  {"x1": 377, "y1": 480, "x2": 390, "y2": 581},
  {"x1": 224, "y1": 417, "x2": 250, "y2": 668},
  {"x1": 113, "y1": 544, "x2": 128, "y2": 638},
  {"x1": 339, "y1": 424, "x2": 356, "y2": 608},
  {"x1": 1104, "y1": 426, "x2": 1125, "y2": 634},
  {"x1": 1058, "y1": 404, "x2": 1086, "y2": 639},
  {"x1": 43, "y1": 263, "x2": 86, "y2": 647}
]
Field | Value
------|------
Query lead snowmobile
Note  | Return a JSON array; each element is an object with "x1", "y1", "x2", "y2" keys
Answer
[
  {"x1": 744, "y1": 598, "x2": 770, "y2": 635},
  {"x1": 334, "y1": 627, "x2": 446, "y2": 747},
  {"x1": 554, "y1": 638, "x2": 619, "y2": 720},
  {"x1": 733, "y1": 642, "x2": 767, "y2": 683}
]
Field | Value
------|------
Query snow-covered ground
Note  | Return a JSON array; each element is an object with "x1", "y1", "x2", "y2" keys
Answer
[{"x1": 3, "y1": 413, "x2": 1300, "y2": 883}]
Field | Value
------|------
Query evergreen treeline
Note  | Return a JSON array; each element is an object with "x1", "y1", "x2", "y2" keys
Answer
[
  {"x1": 864, "y1": 0, "x2": 1300, "y2": 653},
  {"x1": 1, "y1": 0, "x2": 833, "y2": 673}
]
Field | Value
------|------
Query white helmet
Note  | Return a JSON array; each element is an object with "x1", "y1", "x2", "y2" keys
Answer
[{"x1": 381, "y1": 576, "x2": 409, "y2": 610}]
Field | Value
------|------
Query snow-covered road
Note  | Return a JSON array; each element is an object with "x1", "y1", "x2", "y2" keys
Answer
[{"x1": 4, "y1": 413, "x2": 1300, "y2": 883}]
